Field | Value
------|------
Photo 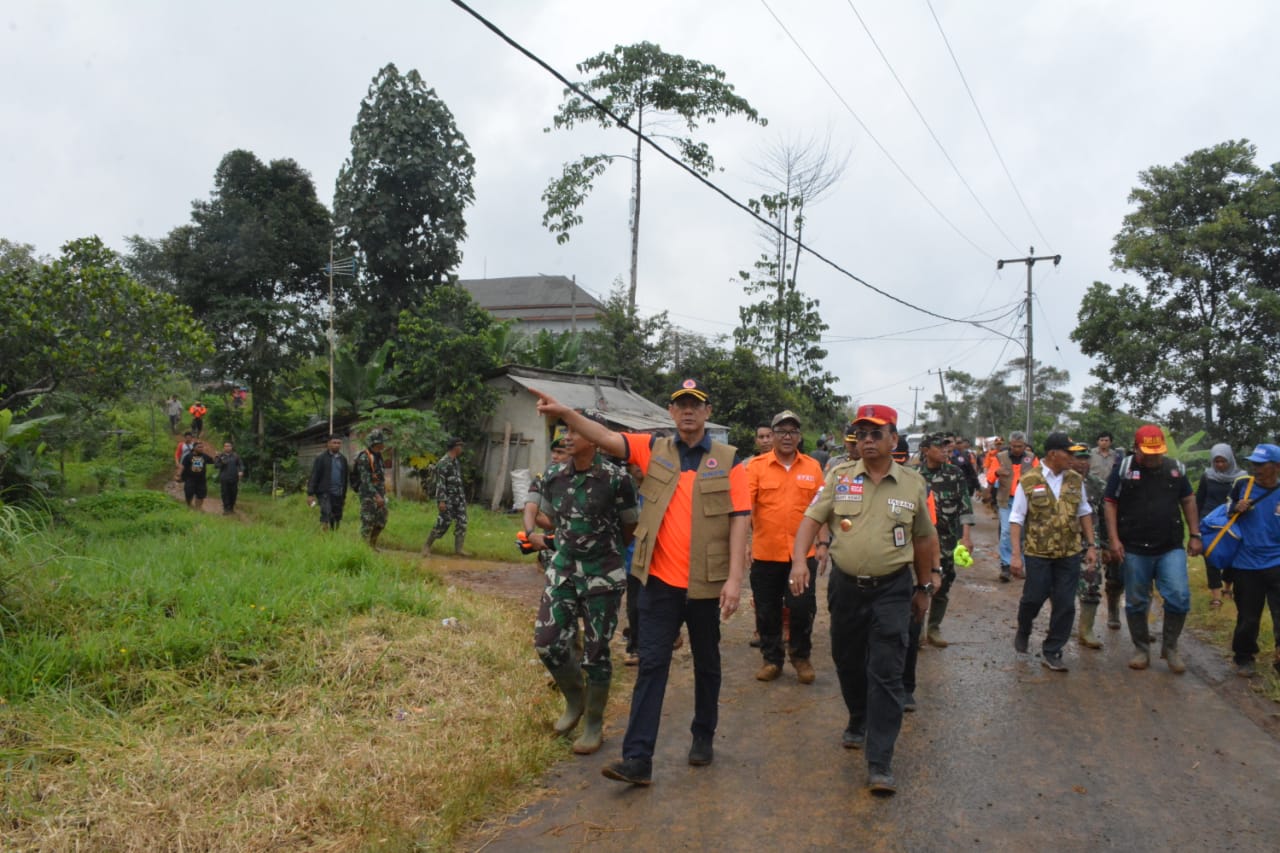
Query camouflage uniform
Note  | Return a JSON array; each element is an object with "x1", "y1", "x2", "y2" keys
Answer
[
  {"x1": 915, "y1": 460, "x2": 975, "y2": 590},
  {"x1": 533, "y1": 454, "x2": 638, "y2": 685},
  {"x1": 429, "y1": 453, "x2": 467, "y2": 540},
  {"x1": 1078, "y1": 470, "x2": 1123, "y2": 604},
  {"x1": 352, "y1": 444, "x2": 387, "y2": 544}
]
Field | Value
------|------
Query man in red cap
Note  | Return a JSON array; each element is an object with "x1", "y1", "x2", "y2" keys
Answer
[
  {"x1": 790, "y1": 404, "x2": 939, "y2": 796},
  {"x1": 530, "y1": 378, "x2": 750, "y2": 786},
  {"x1": 1104, "y1": 424, "x2": 1201, "y2": 672}
]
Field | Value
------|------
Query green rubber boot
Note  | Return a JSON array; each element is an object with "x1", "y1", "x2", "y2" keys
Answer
[
  {"x1": 572, "y1": 681, "x2": 610, "y2": 755},
  {"x1": 549, "y1": 662, "x2": 585, "y2": 734},
  {"x1": 1077, "y1": 602, "x2": 1103, "y2": 649},
  {"x1": 1127, "y1": 611, "x2": 1151, "y2": 670},
  {"x1": 1160, "y1": 612, "x2": 1187, "y2": 674},
  {"x1": 925, "y1": 596, "x2": 949, "y2": 648}
]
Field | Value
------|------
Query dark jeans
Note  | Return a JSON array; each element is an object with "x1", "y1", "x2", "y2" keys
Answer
[
  {"x1": 1231, "y1": 566, "x2": 1280, "y2": 664},
  {"x1": 220, "y1": 480, "x2": 238, "y2": 512},
  {"x1": 625, "y1": 574, "x2": 642, "y2": 654},
  {"x1": 751, "y1": 557, "x2": 817, "y2": 665},
  {"x1": 1017, "y1": 553, "x2": 1082, "y2": 657},
  {"x1": 621, "y1": 575, "x2": 722, "y2": 762},
  {"x1": 828, "y1": 566, "x2": 911, "y2": 773},
  {"x1": 318, "y1": 493, "x2": 344, "y2": 530}
]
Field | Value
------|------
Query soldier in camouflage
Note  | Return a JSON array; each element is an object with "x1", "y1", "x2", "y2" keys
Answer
[
  {"x1": 914, "y1": 433, "x2": 975, "y2": 648},
  {"x1": 533, "y1": 411, "x2": 638, "y2": 756},
  {"x1": 523, "y1": 436, "x2": 570, "y2": 571},
  {"x1": 1069, "y1": 442, "x2": 1122, "y2": 646},
  {"x1": 423, "y1": 437, "x2": 468, "y2": 556},
  {"x1": 351, "y1": 429, "x2": 389, "y2": 549}
]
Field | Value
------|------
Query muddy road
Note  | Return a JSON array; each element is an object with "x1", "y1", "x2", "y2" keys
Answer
[{"x1": 449, "y1": 513, "x2": 1280, "y2": 852}]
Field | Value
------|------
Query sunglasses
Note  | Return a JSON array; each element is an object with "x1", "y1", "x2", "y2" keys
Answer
[
  {"x1": 773, "y1": 428, "x2": 800, "y2": 438},
  {"x1": 853, "y1": 428, "x2": 888, "y2": 442}
]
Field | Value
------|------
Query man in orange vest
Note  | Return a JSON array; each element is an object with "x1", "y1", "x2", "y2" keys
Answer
[
  {"x1": 532, "y1": 379, "x2": 750, "y2": 787},
  {"x1": 986, "y1": 431, "x2": 1039, "y2": 582}
]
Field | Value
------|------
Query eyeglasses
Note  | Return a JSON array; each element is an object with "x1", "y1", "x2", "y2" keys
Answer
[
  {"x1": 853, "y1": 428, "x2": 888, "y2": 442},
  {"x1": 773, "y1": 429, "x2": 800, "y2": 438}
]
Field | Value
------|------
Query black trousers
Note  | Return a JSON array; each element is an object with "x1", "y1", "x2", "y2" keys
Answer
[
  {"x1": 1231, "y1": 566, "x2": 1280, "y2": 664},
  {"x1": 750, "y1": 557, "x2": 817, "y2": 665},
  {"x1": 220, "y1": 480, "x2": 239, "y2": 512},
  {"x1": 828, "y1": 566, "x2": 911, "y2": 772}
]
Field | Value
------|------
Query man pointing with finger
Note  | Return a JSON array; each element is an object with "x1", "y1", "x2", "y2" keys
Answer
[{"x1": 533, "y1": 378, "x2": 750, "y2": 787}]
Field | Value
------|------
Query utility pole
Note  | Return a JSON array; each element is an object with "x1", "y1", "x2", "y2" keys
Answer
[
  {"x1": 997, "y1": 247, "x2": 1061, "y2": 438},
  {"x1": 928, "y1": 368, "x2": 951, "y2": 424},
  {"x1": 323, "y1": 243, "x2": 357, "y2": 434},
  {"x1": 908, "y1": 385, "x2": 924, "y2": 430}
]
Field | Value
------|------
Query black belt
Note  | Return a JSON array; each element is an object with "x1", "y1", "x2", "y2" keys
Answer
[{"x1": 835, "y1": 563, "x2": 910, "y2": 589}]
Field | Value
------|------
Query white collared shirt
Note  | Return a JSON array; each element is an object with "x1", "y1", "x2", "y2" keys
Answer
[{"x1": 1009, "y1": 462, "x2": 1091, "y2": 525}]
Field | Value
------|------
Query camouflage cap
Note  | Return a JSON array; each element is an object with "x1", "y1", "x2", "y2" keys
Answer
[{"x1": 367, "y1": 429, "x2": 387, "y2": 446}]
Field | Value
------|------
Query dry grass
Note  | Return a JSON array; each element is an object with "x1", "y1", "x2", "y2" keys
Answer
[{"x1": 1, "y1": 582, "x2": 565, "y2": 851}]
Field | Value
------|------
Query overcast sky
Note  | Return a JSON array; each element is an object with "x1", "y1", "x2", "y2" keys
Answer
[{"x1": 4, "y1": 1, "x2": 1278, "y2": 426}]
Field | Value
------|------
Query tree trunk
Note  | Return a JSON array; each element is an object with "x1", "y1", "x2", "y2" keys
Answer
[{"x1": 628, "y1": 110, "x2": 643, "y2": 313}]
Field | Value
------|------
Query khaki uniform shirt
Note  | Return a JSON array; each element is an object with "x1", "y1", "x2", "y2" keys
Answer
[{"x1": 806, "y1": 459, "x2": 933, "y2": 577}]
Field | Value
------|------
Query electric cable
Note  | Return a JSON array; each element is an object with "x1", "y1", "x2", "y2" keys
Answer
[
  {"x1": 925, "y1": 0, "x2": 1055, "y2": 251},
  {"x1": 757, "y1": 0, "x2": 996, "y2": 261},
  {"x1": 843, "y1": 0, "x2": 1023, "y2": 253},
  {"x1": 449, "y1": 0, "x2": 1017, "y2": 341}
]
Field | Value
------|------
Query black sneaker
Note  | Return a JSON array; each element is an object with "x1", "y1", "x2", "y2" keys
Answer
[
  {"x1": 1042, "y1": 653, "x2": 1068, "y2": 672},
  {"x1": 903, "y1": 692, "x2": 917, "y2": 712},
  {"x1": 842, "y1": 726, "x2": 866, "y2": 750},
  {"x1": 999, "y1": 565, "x2": 1012, "y2": 583},
  {"x1": 601, "y1": 757, "x2": 652, "y2": 786},
  {"x1": 1014, "y1": 633, "x2": 1029, "y2": 654},
  {"x1": 688, "y1": 735, "x2": 714, "y2": 766},
  {"x1": 867, "y1": 767, "x2": 897, "y2": 796}
]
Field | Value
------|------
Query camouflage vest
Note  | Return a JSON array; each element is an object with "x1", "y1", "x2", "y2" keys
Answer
[{"x1": 1019, "y1": 467, "x2": 1084, "y2": 559}]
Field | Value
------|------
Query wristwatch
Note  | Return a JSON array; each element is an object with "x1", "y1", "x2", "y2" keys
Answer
[{"x1": 913, "y1": 582, "x2": 935, "y2": 595}]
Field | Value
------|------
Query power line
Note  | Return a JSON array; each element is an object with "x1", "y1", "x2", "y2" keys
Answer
[
  {"x1": 925, "y1": 0, "x2": 1055, "y2": 251},
  {"x1": 842, "y1": 0, "x2": 1022, "y2": 253},
  {"x1": 757, "y1": 0, "x2": 997, "y2": 261},
  {"x1": 451, "y1": 0, "x2": 1019, "y2": 335}
]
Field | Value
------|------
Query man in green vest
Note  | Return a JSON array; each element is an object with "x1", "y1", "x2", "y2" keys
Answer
[
  {"x1": 1009, "y1": 432, "x2": 1098, "y2": 673},
  {"x1": 531, "y1": 379, "x2": 750, "y2": 787}
]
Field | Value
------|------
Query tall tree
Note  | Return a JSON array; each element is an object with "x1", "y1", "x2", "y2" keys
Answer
[
  {"x1": 1, "y1": 237, "x2": 210, "y2": 410},
  {"x1": 334, "y1": 64, "x2": 476, "y2": 350},
  {"x1": 1071, "y1": 140, "x2": 1280, "y2": 442},
  {"x1": 544, "y1": 42, "x2": 764, "y2": 310},
  {"x1": 394, "y1": 284, "x2": 500, "y2": 440},
  {"x1": 579, "y1": 283, "x2": 674, "y2": 400},
  {"x1": 129, "y1": 150, "x2": 331, "y2": 441}
]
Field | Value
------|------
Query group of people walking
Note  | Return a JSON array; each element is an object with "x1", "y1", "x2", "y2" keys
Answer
[
  {"x1": 521, "y1": 379, "x2": 1280, "y2": 798},
  {"x1": 528, "y1": 381, "x2": 951, "y2": 795}
]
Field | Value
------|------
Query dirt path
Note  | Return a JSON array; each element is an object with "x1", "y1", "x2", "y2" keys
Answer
[{"x1": 448, "y1": 512, "x2": 1280, "y2": 852}]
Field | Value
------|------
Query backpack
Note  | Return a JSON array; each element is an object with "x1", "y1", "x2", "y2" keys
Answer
[{"x1": 1200, "y1": 477, "x2": 1254, "y2": 570}]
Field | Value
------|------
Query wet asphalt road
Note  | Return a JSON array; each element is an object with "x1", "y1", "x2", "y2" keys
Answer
[{"x1": 460, "y1": 514, "x2": 1280, "y2": 852}]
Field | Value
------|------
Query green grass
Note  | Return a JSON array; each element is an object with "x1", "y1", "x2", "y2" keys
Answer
[{"x1": 0, "y1": 486, "x2": 570, "y2": 850}]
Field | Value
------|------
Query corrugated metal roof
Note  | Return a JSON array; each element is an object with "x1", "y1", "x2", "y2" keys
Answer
[{"x1": 499, "y1": 367, "x2": 725, "y2": 433}]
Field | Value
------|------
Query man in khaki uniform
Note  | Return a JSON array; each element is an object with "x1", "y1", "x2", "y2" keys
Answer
[{"x1": 791, "y1": 404, "x2": 938, "y2": 797}]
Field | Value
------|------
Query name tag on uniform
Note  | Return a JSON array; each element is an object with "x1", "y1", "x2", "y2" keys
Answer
[{"x1": 893, "y1": 524, "x2": 906, "y2": 547}]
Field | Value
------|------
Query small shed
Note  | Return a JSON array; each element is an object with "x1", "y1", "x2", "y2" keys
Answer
[{"x1": 478, "y1": 366, "x2": 728, "y2": 510}]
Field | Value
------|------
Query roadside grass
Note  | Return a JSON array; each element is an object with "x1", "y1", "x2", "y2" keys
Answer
[
  {"x1": 0, "y1": 490, "x2": 569, "y2": 850},
  {"x1": 1186, "y1": 557, "x2": 1278, "y2": 702}
]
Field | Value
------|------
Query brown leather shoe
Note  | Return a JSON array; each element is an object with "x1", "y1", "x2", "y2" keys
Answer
[
  {"x1": 793, "y1": 658, "x2": 816, "y2": 684},
  {"x1": 755, "y1": 663, "x2": 781, "y2": 682}
]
